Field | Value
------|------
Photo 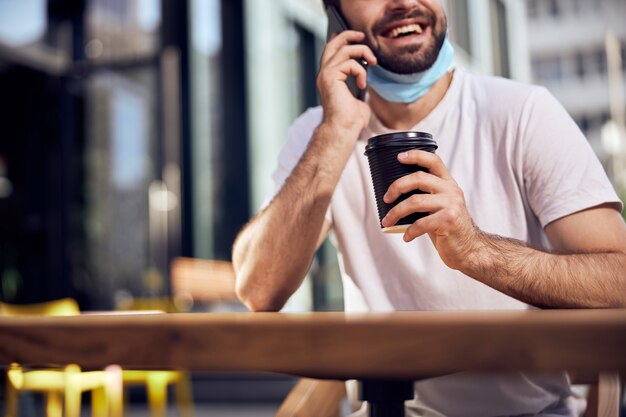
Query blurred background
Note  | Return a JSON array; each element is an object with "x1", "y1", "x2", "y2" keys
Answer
[{"x1": 0, "y1": 0, "x2": 625, "y2": 414}]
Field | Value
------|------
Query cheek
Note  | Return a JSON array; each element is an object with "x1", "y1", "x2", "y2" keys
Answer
[
  {"x1": 342, "y1": 1, "x2": 379, "y2": 29},
  {"x1": 421, "y1": 0, "x2": 441, "y2": 8},
  {"x1": 353, "y1": 1, "x2": 387, "y2": 22},
  {"x1": 420, "y1": 0, "x2": 446, "y2": 23}
]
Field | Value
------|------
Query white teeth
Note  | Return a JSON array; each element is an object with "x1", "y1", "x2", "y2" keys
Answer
[{"x1": 389, "y1": 24, "x2": 423, "y2": 38}]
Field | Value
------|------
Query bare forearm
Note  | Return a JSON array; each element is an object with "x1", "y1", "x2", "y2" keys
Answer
[
  {"x1": 465, "y1": 232, "x2": 626, "y2": 308},
  {"x1": 379, "y1": 150, "x2": 626, "y2": 308},
  {"x1": 233, "y1": 123, "x2": 357, "y2": 311}
]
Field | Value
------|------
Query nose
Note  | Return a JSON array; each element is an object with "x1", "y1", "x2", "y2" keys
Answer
[{"x1": 386, "y1": 0, "x2": 421, "y2": 10}]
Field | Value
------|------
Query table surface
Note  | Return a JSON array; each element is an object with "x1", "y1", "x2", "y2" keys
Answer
[{"x1": 1, "y1": 309, "x2": 625, "y2": 379}]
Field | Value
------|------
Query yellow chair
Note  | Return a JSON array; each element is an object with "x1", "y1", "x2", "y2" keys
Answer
[
  {"x1": 2, "y1": 297, "x2": 193, "y2": 417},
  {"x1": 115, "y1": 296, "x2": 187, "y2": 314},
  {"x1": 120, "y1": 370, "x2": 192, "y2": 417},
  {"x1": 0, "y1": 298, "x2": 123, "y2": 417},
  {"x1": 113, "y1": 297, "x2": 193, "y2": 417},
  {"x1": 0, "y1": 298, "x2": 80, "y2": 317}
]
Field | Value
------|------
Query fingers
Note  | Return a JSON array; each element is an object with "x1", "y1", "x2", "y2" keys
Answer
[
  {"x1": 318, "y1": 57, "x2": 369, "y2": 92},
  {"x1": 381, "y1": 193, "x2": 447, "y2": 228},
  {"x1": 331, "y1": 59, "x2": 369, "y2": 89},
  {"x1": 402, "y1": 210, "x2": 455, "y2": 242},
  {"x1": 382, "y1": 183, "x2": 466, "y2": 229},
  {"x1": 327, "y1": 44, "x2": 377, "y2": 68},
  {"x1": 383, "y1": 170, "x2": 447, "y2": 204},
  {"x1": 397, "y1": 150, "x2": 452, "y2": 180},
  {"x1": 382, "y1": 152, "x2": 462, "y2": 227},
  {"x1": 322, "y1": 31, "x2": 365, "y2": 64},
  {"x1": 321, "y1": 31, "x2": 377, "y2": 68},
  {"x1": 379, "y1": 151, "x2": 477, "y2": 263}
]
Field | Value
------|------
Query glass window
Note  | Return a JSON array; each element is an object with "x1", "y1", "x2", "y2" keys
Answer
[
  {"x1": 598, "y1": 49, "x2": 608, "y2": 75},
  {"x1": 491, "y1": 0, "x2": 510, "y2": 78},
  {"x1": 86, "y1": 0, "x2": 161, "y2": 61},
  {"x1": 189, "y1": 0, "x2": 222, "y2": 259},
  {"x1": 572, "y1": 0, "x2": 587, "y2": 16},
  {"x1": 586, "y1": 112, "x2": 607, "y2": 133},
  {"x1": 0, "y1": 0, "x2": 46, "y2": 46},
  {"x1": 0, "y1": 0, "x2": 72, "y2": 73},
  {"x1": 82, "y1": 0, "x2": 164, "y2": 307},
  {"x1": 547, "y1": 0, "x2": 560, "y2": 18},
  {"x1": 295, "y1": 24, "x2": 322, "y2": 110},
  {"x1": 532, "y1": 56, "x2": 563, "y2": 82},
  {"x1": 85, "y1": 68, "x2": 160, "y2": 305},
  {"x1": 526, "y1": 0, "x2": 541, "y2": 19},
  {"x1": 556, "y1": 0, "x2": 576, "y2": 18},
  {"x1": 448, "y1": 0, "x2": 472, "y2": 57},
  {"x1": 575, "y1": 51, "x2": 585, "y2": 79},
  {"x1": 576, "y1": 115, "x2": 590, "y2": 134},
  {"x1": 587, "y1": 48, "x2": 607, "y2": 76}
]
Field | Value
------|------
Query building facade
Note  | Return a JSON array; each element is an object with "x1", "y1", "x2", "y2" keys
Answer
[{"x1": 525, "y1": 0, "x2": 626, "y2": 167}]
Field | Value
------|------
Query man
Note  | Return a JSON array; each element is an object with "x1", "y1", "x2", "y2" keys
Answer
[{"x1": 232, "y1": 0, "x2": 626, "y2": 415}]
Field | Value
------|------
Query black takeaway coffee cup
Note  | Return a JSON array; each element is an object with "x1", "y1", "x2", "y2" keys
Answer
[{"x1": 364, "y1": 131, "x2": 438, "y2": 233}]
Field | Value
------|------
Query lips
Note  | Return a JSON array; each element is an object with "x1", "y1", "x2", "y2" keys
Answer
[
  {"x1": 374, "y1": 9, "x2": 435, "y2": 41},
  {"x1": 376, "y1": 18, "x2": 432, "y2": 48},
  {"x1": 385, "y1": 23, "x2": 424, "y2": 39}
]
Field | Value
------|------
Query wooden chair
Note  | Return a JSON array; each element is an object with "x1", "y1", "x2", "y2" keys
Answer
[
  {"x1": 170, "y1": 257, "x2": 239, "y2": 309},
  {"x1": 275, "y1": 379, "x2": 346, "y2": 417},
  {"x1": 275, "y1": 376, "x2": 623, "y2": 417},
  {"x1": 573, "y1": 372, "x2": 623, "y2": 417},
  {"x1": 0, "y1": 298, "x2": 123, "y2": 417}
]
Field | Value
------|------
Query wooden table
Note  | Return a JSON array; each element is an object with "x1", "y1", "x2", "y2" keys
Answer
[
  {"x1": 2, "y1": 309, "x2": 625, "y2": 416},
  {"x1": 1, "y1": 309, "x2": 625, "y2": 379}
]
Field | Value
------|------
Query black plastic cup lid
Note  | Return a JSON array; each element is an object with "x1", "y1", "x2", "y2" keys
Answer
[{"x1": 365, "y1": 131, "x2": 437, "y2": 155}]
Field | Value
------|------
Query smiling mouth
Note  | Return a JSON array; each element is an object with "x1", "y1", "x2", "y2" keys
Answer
[{"x1": 382, "y1": 23, "x2": 425, "y2": 39}]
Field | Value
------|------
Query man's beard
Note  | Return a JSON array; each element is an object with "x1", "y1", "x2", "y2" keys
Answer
[{"x1": 365, "y1": 8, "x2": 447, "y2": 74}]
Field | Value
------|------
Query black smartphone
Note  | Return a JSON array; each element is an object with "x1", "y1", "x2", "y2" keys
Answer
[{"x1": 326, "y1": 6, "x2": 368, "y2": 101}]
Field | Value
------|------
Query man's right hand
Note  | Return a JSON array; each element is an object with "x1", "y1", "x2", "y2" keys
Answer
[{"x1": 317, "y1": 31, "x2": 377, "y2": 137}]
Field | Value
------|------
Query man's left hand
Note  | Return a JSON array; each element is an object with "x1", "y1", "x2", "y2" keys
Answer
[{"x1": 381, "y1": 150, "x2": 480, "y2": 270}]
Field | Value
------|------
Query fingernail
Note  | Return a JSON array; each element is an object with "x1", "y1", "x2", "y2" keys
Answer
[
  {"x1": 383, "y1": 193, "x2": 389, "y2": 203},
  {"x1": 398, "y1": 152, "x2": 408, "y2": 159},
  {"x1": 381, "y1": 217, "x2": 388, "y2": 227}
]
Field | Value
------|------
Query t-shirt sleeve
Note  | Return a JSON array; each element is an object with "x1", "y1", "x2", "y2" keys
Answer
[
  {"x1": 520, "y1": 87, "x2": 623, "y2": 227},
  {"x1": 260, "y1": 107, "x2": 333, "y2": 225}
]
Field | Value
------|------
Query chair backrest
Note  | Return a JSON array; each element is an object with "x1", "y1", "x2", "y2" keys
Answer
[
  {"x1": 275, "y1": 378, "x2": 346, "y2": 417},
  {"x1": 115, "y1": 296, "x2": 186, "y2": 313},
  {"x1": 0, "y1": 298, "x2": 80, "y2": 316},
  {"x1": 170, "y1": 257, "x2": 238, "y2": 304},
  {"x1": 113, "y1": 257, "x2": 240, "y2": 313}
]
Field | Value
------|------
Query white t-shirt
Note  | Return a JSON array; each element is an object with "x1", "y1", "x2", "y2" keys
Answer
[{"x1": 266, "y1": 69, "x2": 622, "y2": 416}]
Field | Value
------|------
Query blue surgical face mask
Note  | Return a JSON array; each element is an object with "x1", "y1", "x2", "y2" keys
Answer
[{"x1": 367, "y1": 36, "x2": 455, "y2": 103}]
